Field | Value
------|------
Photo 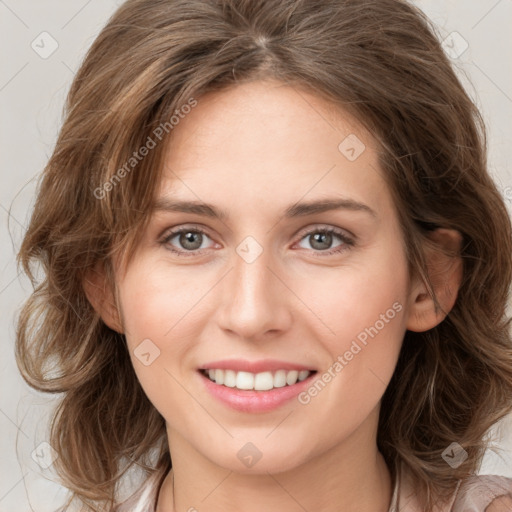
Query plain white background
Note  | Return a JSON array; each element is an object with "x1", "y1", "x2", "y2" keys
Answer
[{"x1": 1, "y1": 1, "x2": 511, "y2": 510}]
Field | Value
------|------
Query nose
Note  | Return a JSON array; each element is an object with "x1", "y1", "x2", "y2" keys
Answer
[{"x1": 215, "y1": 244, "x2": 293, "y2": 341}]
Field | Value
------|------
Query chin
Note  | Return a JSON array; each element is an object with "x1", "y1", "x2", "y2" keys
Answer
[{"x1": 203, "y1": 438, "x2": 313, "y2": 475}]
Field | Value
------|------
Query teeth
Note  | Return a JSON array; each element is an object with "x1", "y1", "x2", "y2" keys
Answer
[
  {"x1": 273, "y1": 370, "x2": 287, "y2": 388},
  {"x1": 254, "y1": 371, "x2": 274, "y2": 390},
  {"x1": 204, "y1": 369, "x2": 313, "y2": 390},
  {"x1": 224, "y1": 370, "x2": 236, "y2": 388},
  {"x1": 286, "y1": 370, "x2": 298, "y2": 385},
  {"x1": 298, "y1": 370, "x2": 310, "y2": 381},
  {"x1": 236, "y1": 371, "x2": 254, "y2": 390}
]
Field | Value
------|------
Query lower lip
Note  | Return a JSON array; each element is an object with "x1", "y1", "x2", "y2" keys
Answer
[{"x1": 199, "y1": 371, "x2": 316, "y2": 413}]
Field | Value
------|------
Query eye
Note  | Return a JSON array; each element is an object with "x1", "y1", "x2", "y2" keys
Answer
[
  {"x1": 295, "y1": 227, "x2": 354, "y2": 256},
  {"x1": 161, "y1": 226, "x2": 215, "y2": 256}
]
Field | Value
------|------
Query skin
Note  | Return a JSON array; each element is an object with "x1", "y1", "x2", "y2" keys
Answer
[{"x1": 85, "y1": 79, "x2": 462, "y2": 512}]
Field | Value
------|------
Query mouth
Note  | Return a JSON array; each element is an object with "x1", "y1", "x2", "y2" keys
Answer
[
  {"x1": 197, "y1": 359, "x2": 318, "y2": 412},
  {"x1": 199, "y1": 368, "x2": 316, "y2": 391}
]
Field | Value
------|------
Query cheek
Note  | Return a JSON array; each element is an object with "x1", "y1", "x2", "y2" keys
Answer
[
  {"x1": 299, "y1": 238, "x2": 409, "y2": 356},
  {"x1": 117, "y1": 262, "x2": 197, "y2": 387},
  {"x1": 119, "y1": 259, "x2": 207, "y2": 346},
  {"x1": 117, "y1": 263, "x2": 202, "y2": 421},
  {"x1": 293, "y1": 238, "x2": 408, "y2": 427}
]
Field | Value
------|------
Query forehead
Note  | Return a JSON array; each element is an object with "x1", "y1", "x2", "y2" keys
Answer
[{"x1": 155, "y1": 79, "x2": 389, "y2": 219}]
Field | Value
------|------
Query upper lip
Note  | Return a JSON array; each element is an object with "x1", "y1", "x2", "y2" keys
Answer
[{"x1": 199, "y1": 359, "x2": 316, "y2": 373}]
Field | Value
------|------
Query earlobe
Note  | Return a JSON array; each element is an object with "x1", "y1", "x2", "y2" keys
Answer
[
  {"x1": 406, "y1": 228, "x2": 463, "y2": 333},
  {"x1": 82, "y1": 262, "x2": 124, "y2": 333}
]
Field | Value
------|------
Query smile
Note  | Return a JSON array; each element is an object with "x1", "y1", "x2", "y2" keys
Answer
[{"x1": 201, "y1": 368, "x2": 313, "y2": 391}]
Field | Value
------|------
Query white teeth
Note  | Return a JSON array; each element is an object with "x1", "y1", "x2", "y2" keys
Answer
[
  {"x1": 236, "y1": 371, "x2": 254, "y2": 390},
  {"x1": 204, "y1": 369, "x2": 313, "y2": 390},
  {"x1": 214, "y1": 369, "x2": 224, "y2": 385},
  {"x1": 273, "y1": 370, "x2": 287, "y2": 388},
  {"x1": 286, "y1": 370, "x2": 299, "y2": 385},
  {"x1": 298, "y1": 370, "x2": 310, "y2": 381},
  {"x1": 224, "y1": 370, "x2": 236, "y2": 387},
  {"x1": 254, "y1": 371, "x2": 274, "y2": 390}
]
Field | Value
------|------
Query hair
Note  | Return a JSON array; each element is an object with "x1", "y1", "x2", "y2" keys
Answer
[{"x1": 15, "y1": 0, "x2": 512, "y2": 510}]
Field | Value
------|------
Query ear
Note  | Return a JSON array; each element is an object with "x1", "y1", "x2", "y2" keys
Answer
[
  {"x1": 406, "y1": 228, "x2": 463, "y2": 332},
  {"x1": 82, "y1": 261, "x2": 124, "y2": 333}
]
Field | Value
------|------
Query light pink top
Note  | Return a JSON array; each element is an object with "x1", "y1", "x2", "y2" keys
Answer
[
  {"x1": 388, "y1": 466, "x2": 512, "y2": 512},
  {"x1": 114, "y1": 468, "x2": 512, "y2": 512},
  {"x1": 57, "y1": 467, "x2": 512, "y2": 511}
]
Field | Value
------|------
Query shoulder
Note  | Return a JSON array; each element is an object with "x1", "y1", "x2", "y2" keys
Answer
[
  {"x1": 451, "y1": 474, "x2": 512, "y2": 512},
  {"x1": 396, "y1": 465, "x2": 512, "y2": 512},
  {"x1": 485, "y1": 495, "x2": 512, "y2": 512}
]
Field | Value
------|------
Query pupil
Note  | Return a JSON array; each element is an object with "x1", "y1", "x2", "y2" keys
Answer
[
  {"x1": 181, "y1": 232, "x2": 201, "y2": 249},
  {"x1": 313, "y1": 232, "x2": 331, "y2": 250}
]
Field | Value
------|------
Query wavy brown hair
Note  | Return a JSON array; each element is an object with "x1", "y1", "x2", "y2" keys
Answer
[{"x1": 15, "y1": 0, "x2": 512, "y2": 510}]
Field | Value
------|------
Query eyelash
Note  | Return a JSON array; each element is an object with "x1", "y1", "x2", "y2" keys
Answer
[{"x1": 160, "y1": 225, "x2": 355, "y2": 258}]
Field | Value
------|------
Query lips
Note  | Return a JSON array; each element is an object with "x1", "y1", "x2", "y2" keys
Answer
[{"x1": 198, "y1": 359, "x2": 317, "y2": 412}]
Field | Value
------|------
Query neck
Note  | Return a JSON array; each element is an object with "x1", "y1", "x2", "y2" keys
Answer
[
  {"x1": 157, "y1": 413, "x2": 392, "y2": 512},
  {"x1": 157, "y1": 454, "x2": 391, "y2": 512}
]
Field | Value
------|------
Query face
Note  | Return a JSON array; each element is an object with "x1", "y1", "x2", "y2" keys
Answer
[{"x1": 114, "y1": 79, "x2": 414, "y2": 473}]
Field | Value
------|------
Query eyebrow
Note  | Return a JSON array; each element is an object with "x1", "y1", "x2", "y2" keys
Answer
[{"x1": 152, "y1": 197, "x2": 377, "y2": 220}]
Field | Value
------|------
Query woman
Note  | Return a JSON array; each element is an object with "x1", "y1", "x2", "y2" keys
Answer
[{"x1": 16, "y1": 0, "x2": 512, "y2": 510}]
